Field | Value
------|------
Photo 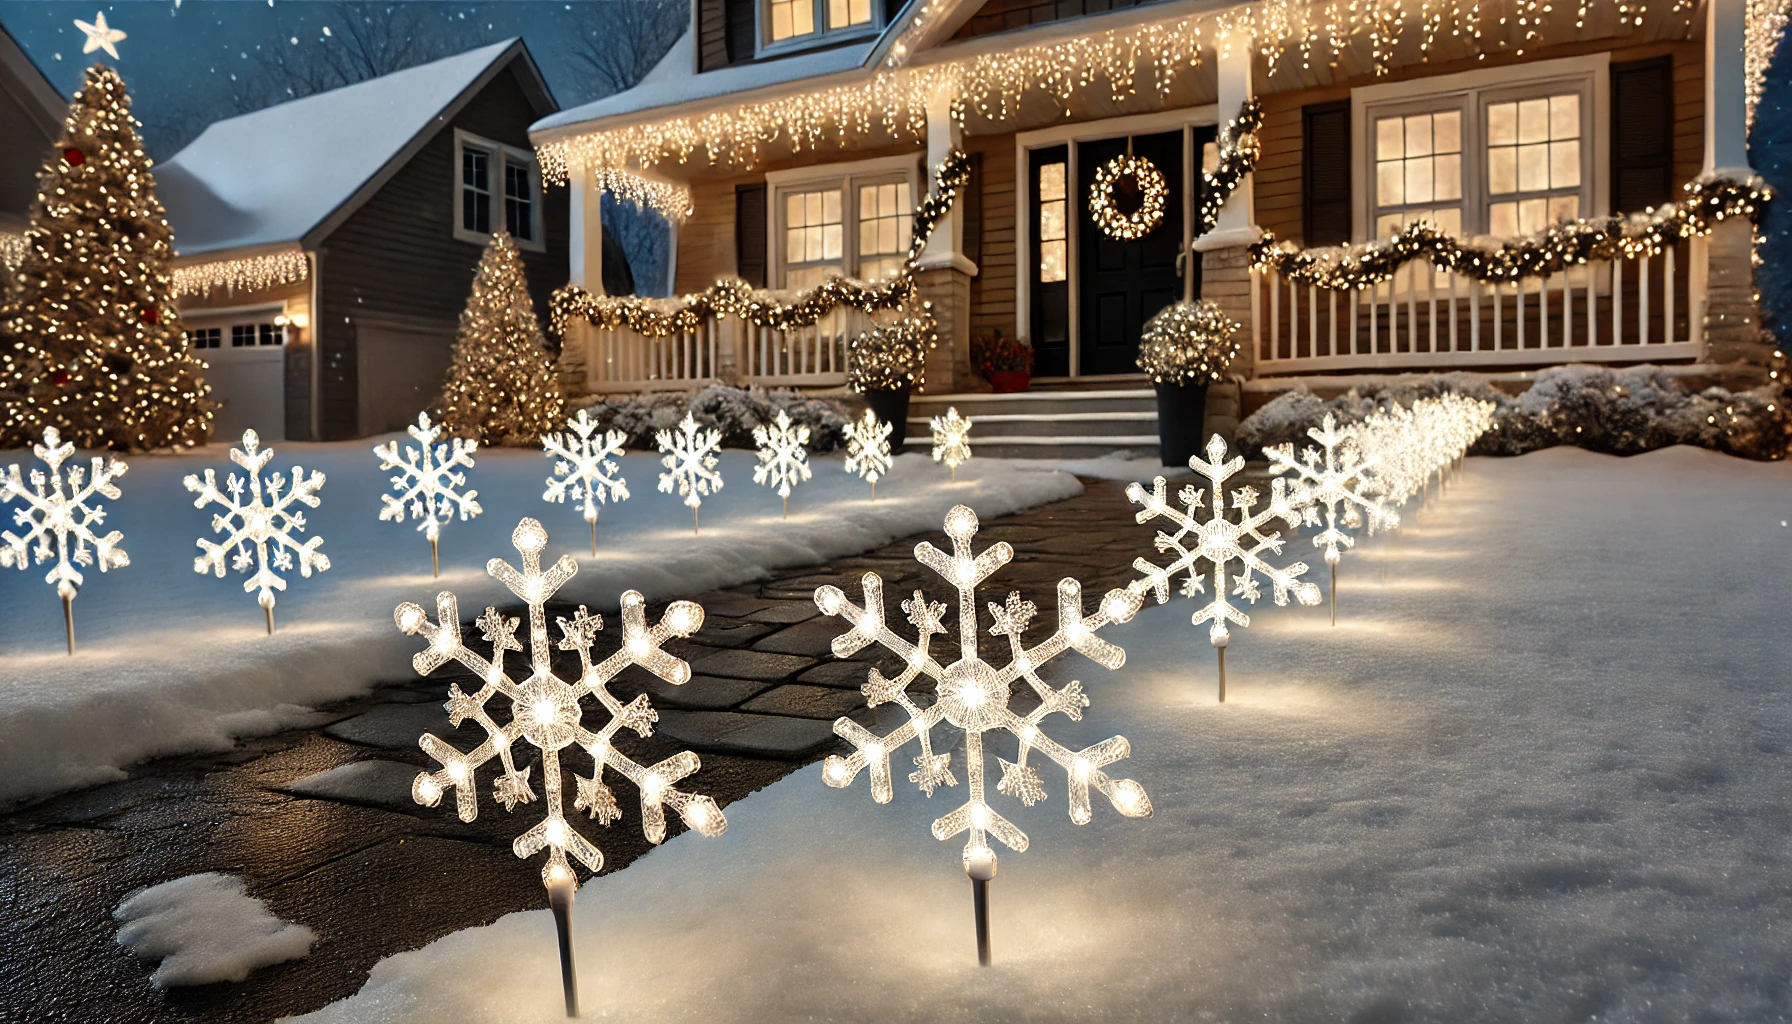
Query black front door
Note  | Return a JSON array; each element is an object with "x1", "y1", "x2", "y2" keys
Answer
[{"x1": 1076, "y1": 130, "x2": 1185, "y2": 376}]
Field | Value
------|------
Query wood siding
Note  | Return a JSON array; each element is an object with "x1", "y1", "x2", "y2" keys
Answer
[
  {"x1": 952, "y1": 0, "x2": 1157, "y2": 42},
  {"x1": 313, "y1": 60, "x2": 568, "y2": 440},
  {"x1": 967, "y1": 136, "x2": 1017, "y2": 341},
  {"x1": 0, "y1": 76, "x2": 57, "y2": 222}
]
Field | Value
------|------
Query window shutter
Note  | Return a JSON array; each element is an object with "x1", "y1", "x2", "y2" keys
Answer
[
  {"x1": 961, "y1": 152, "x2": 983, "y2": 268},
  {"x1": 725, "y1": 0, "x2": 756, "y2": 64},
  {"x1": 736, "y1": 183, "x2": 768, "y2": 288},
  {"x1": 697, "y1": 0, "x2": 729, "y2": 72},
  {"x1": 1303, "y1": 100, "x2": 1351, "y2": 247},
  {"x1": 1611, "y1": 57, "x2": 1674, "y2": 213}
]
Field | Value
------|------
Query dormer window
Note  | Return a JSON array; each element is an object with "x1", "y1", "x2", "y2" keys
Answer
[
  {"x1": 764, "y1": 0, "x2": 878, "y2": 47},
  {"x1": 454, "y1": 128, "x2": 543, "y2": 251}
]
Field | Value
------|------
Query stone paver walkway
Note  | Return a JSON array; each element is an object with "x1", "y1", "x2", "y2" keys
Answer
[{"x1": 0, "y1": 478, "x2": 1175, "y2": 1023}]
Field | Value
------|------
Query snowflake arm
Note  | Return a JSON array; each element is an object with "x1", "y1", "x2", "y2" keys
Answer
[
  {"x1": 542, "y1": 408, "x2": 630, "y2": 525},
  {"x1": 751, "y1": 410, "x2": 813, "y2": 501},
  {"x1": 373, "y1": 412, "x2": 482, "y2": 541},
  {"x1": 929, "y1": 407, "x2": 973, "y2": 475},
  {"x1": 0, "y1": 428, "x2": 130, "y2": 595},
  {"x1": 1266, "y1": 413, "x2": 1398, "y2": 567},
  {"x1": 184, "y1": 430, "x2": 329, "y2": 617},
  {"x1": 842, "y1": 409, "x2": 893, "y2": 490},
  {"x1": 655, "y1": 413, "x2": 723, "y2": 511}
]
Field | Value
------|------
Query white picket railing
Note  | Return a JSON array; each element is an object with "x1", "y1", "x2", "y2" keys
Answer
[
  {"x1": 583, "y1": 321, "x2": 724, "y2": 393},
  {"x1": 744, "y1": 307, "x2": 871, "y2": 387},
  {"x1": 576, "y1": 300, "x2": 869, "y2": 394},
  {"x1": 1255, "y1": 239, "x2": 1703, "y2": 373}
]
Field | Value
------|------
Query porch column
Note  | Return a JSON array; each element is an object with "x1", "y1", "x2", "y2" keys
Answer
[
  {"x1": 1192, "y1": 35, "x2": 1259, "y2": 439},
  {"x1": 916, "y1": 82, "x2": 979, "y2": 394},
  {"x1": 1698, "y1": 0, "x2": 1768, "y2": 376},
  {"x1": 560, "y1": 161, "x2": 606, "y2": 399}
]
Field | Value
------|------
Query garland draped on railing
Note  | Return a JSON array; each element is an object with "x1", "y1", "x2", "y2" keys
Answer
[
  {"x1": 1248, "y1": 175, "x2": 1772, "y2": 290},
  {"x1": 549, "y1": 150, "x2": 972, "y2": 340},
  {"x1": 1194, "y1": 99, "x2": 1262, "y2": 237}
]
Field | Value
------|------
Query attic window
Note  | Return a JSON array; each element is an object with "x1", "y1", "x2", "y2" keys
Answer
[
  {"x1": 763, "y1": 0, "x2": 880, "y2": 49},
  {"x1": 454, "y1": 129, "x2": 544, "y2": 252}
]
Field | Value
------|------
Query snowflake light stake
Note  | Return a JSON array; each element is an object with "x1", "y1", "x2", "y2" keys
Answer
[
  {"x1": 1126, "y1": 434, "x2": 1321, "y2": 702},
  {"x1": 843, "y1": 408, "x2": 893, "y2": 499},
  {"x1": 395, "y1": 517, "x2": 727, "y2": 1017},
  {"x1": 543, "y1": 408, "x2": 630, "y2": 555},
  {"x1": 814, "y1": 504, "x2": 1150, "y2": 965},
  {"x1": 930, "y1": 406, "x2": 973, "y2": 482},
  {"x1": 656, "y1": 412, "x2": 723, "y2": 533},
  {"x1": 1266, "y1": 414, "x2": 1398, "y2": 625},
  {"x1": 751, "y1": 410, "x2": 812, "y2": 519},
  {"x1": 0, "y1": 427, "x2": 129, "y2": 654},
  {"x1": 374, "y1": 412, "x2": 482, "y2": 577},
  {"x1": 185, "y1": 429, "x2": 330, "y2": 634}
]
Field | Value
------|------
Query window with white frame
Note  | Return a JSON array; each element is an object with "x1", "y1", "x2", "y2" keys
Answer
[
  {"x1": 188, "y1": 327, "x2": 221, "y2": 350},
  {"x1": 765, "y1": 0, "x2": 877, "y2": 46},
  {"x1": 772, "y1": 162, "x2": 918, "y2": 290},
  {"x1": 1361, "y1": 64, "x2": 1597, "y2": 244},
  {"x1": 455, "y1": 130, "x2": 542, "y2": 248},
  {"x1": 230, "y1": 322, "x2": 285, "y2": 347}
]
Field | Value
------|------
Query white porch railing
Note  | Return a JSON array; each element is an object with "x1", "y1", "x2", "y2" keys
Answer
[
  {"x1": 743, "y1": 307, "x2": 872, "y2": 387},
  {"x1": 1255, "y1": 238, "x2": 1703, "y2": 373},
  {"x1": 583, "y1": 322, "x2": 723, "y2": 392},
  {"x1": 576, "y1": 300, "x2": 874, "y2": 394}
]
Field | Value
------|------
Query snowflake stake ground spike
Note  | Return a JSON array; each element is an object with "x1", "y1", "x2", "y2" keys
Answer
[
  {"x1": 0, "y1": 427, "x2": 129, "y2": 653},
  {"x1": 395, "y1": 516, "x2": 726, "y2": 1017},
  {"x1": 843, "y1": 408, "x2": 893, "y2": 499},
  {"x1": 543, "y1": 408, "x2": 630, "y2": 555},
  {"x1": 656, "y1": 412, "x2": 722, "y2": 533},
  {"x1": 814, "y1": 504, "x2": 1150, "y2": 964},
  {"x1": 1266, "y1": 414, "x2": 1397, "y2": 624},
  {"x1": 374, "y1": 411, "x2": 482, "y2": 576},
  {"x1": 752, "y1": 409, "x2": 811, "y2": 519},
  {"x1": 930, "y1": 406, "x2": 973, "y2": 482},
  {"x1": 185, "y1": 429, "x2": 330, "y2": 634},
  {"x1": 1126, "y1": 434, "x2": 1321, "y2": 701}
]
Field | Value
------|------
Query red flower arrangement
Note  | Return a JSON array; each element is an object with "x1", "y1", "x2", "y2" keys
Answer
[{"x1": 971, "y1": 330, "x2": 1033, "y2": 393}]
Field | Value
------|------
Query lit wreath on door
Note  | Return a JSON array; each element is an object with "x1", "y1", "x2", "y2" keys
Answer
[{"x1": 1089, "y1": 153, "x2": 1167, "y2": 241}]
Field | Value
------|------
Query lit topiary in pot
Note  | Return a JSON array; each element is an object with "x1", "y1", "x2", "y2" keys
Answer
[
  {"x1": 1136, "y1": 300, "x2": 1241, "y2": 385},
  {"x1": 846, "y1": 304, "x2": 936, "y2": 394}
]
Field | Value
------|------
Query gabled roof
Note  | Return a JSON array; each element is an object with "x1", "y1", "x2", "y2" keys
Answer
[
  {"x1": 0, "y1": 20, "x2": 64, "y2": 137},
  {"x1": 160, "y1": 39, "x2": 554, "y2": 258}
]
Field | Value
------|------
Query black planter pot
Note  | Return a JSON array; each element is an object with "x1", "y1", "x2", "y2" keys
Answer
[
  {"x1": 1154, "y1": 381, "x2": 1209, "y2": 467},
  {"x1": 863, "y1": 388, "x2": 911, "y2": 450}
]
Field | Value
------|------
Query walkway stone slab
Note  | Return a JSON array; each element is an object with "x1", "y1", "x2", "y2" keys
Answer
[
  {"x1": 654, "y1": 711, "x2": 838, "y2": 759},
  {"x1": 745, "y1": 600, "x2": 820, "y2": 624},
  {"x1": 281, "y1": 760, "x2": 423, "y2": 816},
  {"x1": 323, "y1": 703, "x2": 466, "y2": 750},
  {"x1": 634, "y1": 675, "x2": 771, "y2": 711},
  {"x1": 685, "y1": 646, "x2": 817, "y2": 681},
  {"x1": 692, "y1": 618, "x2": 777, "y2": 647},
  {"x1": 753, "y1": 617, "x2": 847, "y2": 657},
  {"x1": 740, "y1": 684, "x2": 866, "y2": 720},
  {"x1": 797, "y1": 660, "x2": 873, "y2": 689},
  {"x1": 701, "y1": 594, "x2": 773, "y2": 618}
]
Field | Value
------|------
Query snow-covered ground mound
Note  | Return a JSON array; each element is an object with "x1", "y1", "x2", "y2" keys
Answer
[
  {"x1": 292, "y1": 446, "x2": 1792, "y2": 1023},
  {"x1": 114, "y1": 872, "x2": 315, "y2": 987},
  {"x1": 0, "y1": 437, "x2": 1082, "y2": 805}
]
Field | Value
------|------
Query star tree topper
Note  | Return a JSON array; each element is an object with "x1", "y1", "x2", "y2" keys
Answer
[
  {"x1": 75, "y1": 12, "x2": 126, "y2": 59},
  {"x1": 930, "y1": 406, "x2": 973, "y2": 482},
  {"x1": 815, "y1": 504, "x2": 1151, "y2": 872},
  {"x1": 543, "y1": 408, "x2": 630, "y2": 554},
  {"x1": 752, "y1": 409, "x2": 812, "y2": 518},
  {"x1": 843, "y1": 408, "x2": 893, "y2": 498},
  {"x1": 656, "y1": 412, "x2": 723, "y2": 531},
  {"x1": 1, "y1": 427, "x2": 130, "y2": 651},
  {"x1": 185, "y1": 429, "x2": 330, "y2": 632},
  {"x1": 396, "y1": 517, "x2": 726, "y2": 888},
  {"x1": 374, "y1": 412, "x2": 482, "y2": 573}
]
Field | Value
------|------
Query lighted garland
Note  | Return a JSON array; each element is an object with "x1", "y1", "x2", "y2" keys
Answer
[
  {"x1": 1090, "y1": 154, "x2": 1168, "y2": 241},
  {"x1": 847, "y1": 303, "x2": 937, "y2": 393},
  {"x1": 551, "y1": 149, "x2": 970, "y2": 340},
  {"x1": 0, "y1": 230, "x2": 24, "y2": 274},
  {"x1": 1136, "y1": 299, "x2": 1241, "y2": 386},
  {"x1": 1195, "y1": 99, "x2": 1262, "y2": 237},
  {"x1": 1250, "y1": 175, "x2": 1772, "y2": 289},
  {"x1": 171, "y1": 249, "x2": 309, "y2": 298}
]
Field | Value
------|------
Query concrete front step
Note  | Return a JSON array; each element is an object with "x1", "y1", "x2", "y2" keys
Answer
[
  {"x1": 910, "y1": 388, "x2": 1157, "y2": 418},
  {"x1": 906, "y1": 410, "x2": 1157, "y2": 439}
]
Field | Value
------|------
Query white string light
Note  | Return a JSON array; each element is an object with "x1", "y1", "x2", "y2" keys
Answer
[
  {"x1": 656, "y1": 412, "x2": 723, "y2": 532},
  {"x1": 752, "y1": 409, "x2": 812, "y2": 518},
  {"x1": 171, "y1": 249, "x2": 309, "y2": 299},
  {"x1": 929, "y1": 406, "x2": 972, "y2": 482},
  {"x1": 843, "y1": 408, "x2": 893, "y2": 499},
  {"x1": 0, "y1": 426, "x2": 129, "y2": 653}
]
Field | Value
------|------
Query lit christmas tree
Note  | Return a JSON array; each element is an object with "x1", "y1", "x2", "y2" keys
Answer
[
  {"x1": 436, "y1": 231, "x2": 563, "y2": 445},
  {"x1": 0, "y1": 64, "x2": 211, "y2": 451}
]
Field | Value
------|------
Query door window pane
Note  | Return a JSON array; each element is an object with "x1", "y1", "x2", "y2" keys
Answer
[{"x1": 1038, "y1": 161, "x2": 1067, "y2": 283}]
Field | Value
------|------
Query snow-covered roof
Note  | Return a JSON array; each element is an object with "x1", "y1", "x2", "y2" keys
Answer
[
  {"x1": 160, "y1": 39, "x2": 545, "y2": 258},
  {"x1": 0, "y1": 20, "x2": 65, "y2": 133}
]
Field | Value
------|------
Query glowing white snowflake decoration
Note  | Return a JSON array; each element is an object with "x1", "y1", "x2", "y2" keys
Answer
[
  {"x1": 543, "y1": 408, "x2": 630, "y2": 554},
  {"x1": 656, "y1": 413, "x2": 723, "y2": 531},
  {"x1": 375, "y1": 412, "x2": 482, "y2": 572},
  {"x1": 1126, "y1": 433, "x2": 1320, "y2": 651},
  {"x1": 185, "y1": 429, "x2": 330, "y2": 630},
  {"x1": 1, "y1": 427, "x2": 129, "y2": 650},
  {"x1": 930, "y1": 406, "x2": 973, "y2": 481},
  {"x1": 843, "y1": 408, "x2": 893, "y2": 499},
  {"x1": 815, "y1": 504, "x2": 1150, "y2": 873},
  {"x1": 396, "y1": 517, "x2": 726, "y2": 888},
  {"x1": 1266, "y1": 414, "x2": 1397, "y2": 568},
  {"x1": 752, "y1": 409, "x2": 811, "y2": 518}
]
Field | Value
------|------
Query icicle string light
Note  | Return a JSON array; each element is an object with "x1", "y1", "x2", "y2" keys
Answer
[
  {"x1": 589, "y1": 169, "x2": 695, "y2": 222},
  {"x1": 171, "y1": 249, "x2": 309, "y2": 299}
]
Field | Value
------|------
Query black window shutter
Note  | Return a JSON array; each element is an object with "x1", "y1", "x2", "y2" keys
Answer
[
  {"x1": 1303, "y1": 100, "x2": 1351, "y2": 247},
  {"x1": 1612, "y1": 57, "x2": 1674, "y2": 213},
  {"x1": 697, "y1": 0, "x2": 729, "y2": 72},
  {"x1": 736, "y1": 184, "x2": 768, "y2": 288},
  {"x1": 725, "y1": 0, "x2": 756, "y2": 64}
]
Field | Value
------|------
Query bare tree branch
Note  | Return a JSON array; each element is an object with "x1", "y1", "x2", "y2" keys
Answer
[{"x1": 561, "y1": 0, "x2": 687, "y2": 103}]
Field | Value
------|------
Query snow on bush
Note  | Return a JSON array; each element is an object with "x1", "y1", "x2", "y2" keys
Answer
[
  {"x1": 114, "y1": 873, "x2": 315, "y2": 988},
  {"x1": 1237, "y1": 365, "x2": 1792, "y2": 460},
  {"x1": 570, "y1": 384, "x2": 853, "y2": 453}
]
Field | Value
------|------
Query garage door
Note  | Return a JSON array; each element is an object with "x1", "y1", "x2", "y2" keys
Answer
[{"x1": 190, "y1": 323, "x2": 286, "y2": 443}]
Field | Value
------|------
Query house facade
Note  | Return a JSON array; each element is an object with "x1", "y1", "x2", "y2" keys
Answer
[
  {"x1": 0, "y1": 23, "x2": 63, "y2": 289},
  {"x1": 530, "y1": 0, "x2": 1771, "y2": 438},
  {"x1": 160, "y1": 39, "x2": 602, "y2": 443}
]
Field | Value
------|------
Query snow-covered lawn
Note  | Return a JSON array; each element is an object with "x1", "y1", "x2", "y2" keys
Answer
[
  {"x1": 0, "y1": 435, "x2": 1082, "y2": 805},
  {"x1": 294, "y1": 446, "x2": 1792, "y2": 1023}
]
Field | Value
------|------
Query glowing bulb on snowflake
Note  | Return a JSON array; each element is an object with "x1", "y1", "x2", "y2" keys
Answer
[
  {"x1": 1126, "y1": 433, "x2": 1319, "y2": 701},
  {"x1": 185, "y1": 429, "x2": 329, "y2": 634},
  {"x1": 374, "y1": 412, "x2": 481, "y2": 577},
  {"x1": 1266, "y1": 414, "x2": 1397, "y2": 624},
  {"x1": 543, "y1": 408, "x2": 630, "y2": 555},
  {"x1": 656, "y1": 413, "x2": 723, "y2": 533},
  {"x1": 813, "y1": 504, "x2": 1150, "y2": 961},
  {"x1": 0, "y1": 427, "x2": 130, "y2": 654},
  {"x1": 843, "y1": 408, "x2": 894, "y2": 499},
  {"x1": 752, "y1": 409, "x2": 812, "y2": 519},
  {"x1": 930, "y1": 407, "x2": 973, "y2": 482}
]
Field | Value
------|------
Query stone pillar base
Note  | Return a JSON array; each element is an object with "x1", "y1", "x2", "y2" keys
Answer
[
  {"x1": 1702, "y1": 217, "x2": 1773, "y2": 384},
  {"x1": 914, "y1": 265, "x2": 975, "y2": 394},
  {"x1": 1202, "y1": 380, "x2": 1243, "y2": 446},
  {"x1": 1199, "y1": 244, "x2": 1258, "y2": 381},
  {"x1": 557, "y1": 321, "x2": 592, "y2": 401}
]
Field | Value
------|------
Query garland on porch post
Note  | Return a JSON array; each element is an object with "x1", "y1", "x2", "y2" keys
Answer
[
  {"x1": 1193, "y1": 99, "x2": 1263, "y2": 237},
  {"x1": 547, "y1": 149, "x2": 972, "y2": 340},
  {"x1": 1247, "y1": 174, "x2": 1772, "y2": 289}
]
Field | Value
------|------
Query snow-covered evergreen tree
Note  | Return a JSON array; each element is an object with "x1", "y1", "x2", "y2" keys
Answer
[{"x1": 436, "y1": 231, "x2": 562, "y2": 445}]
